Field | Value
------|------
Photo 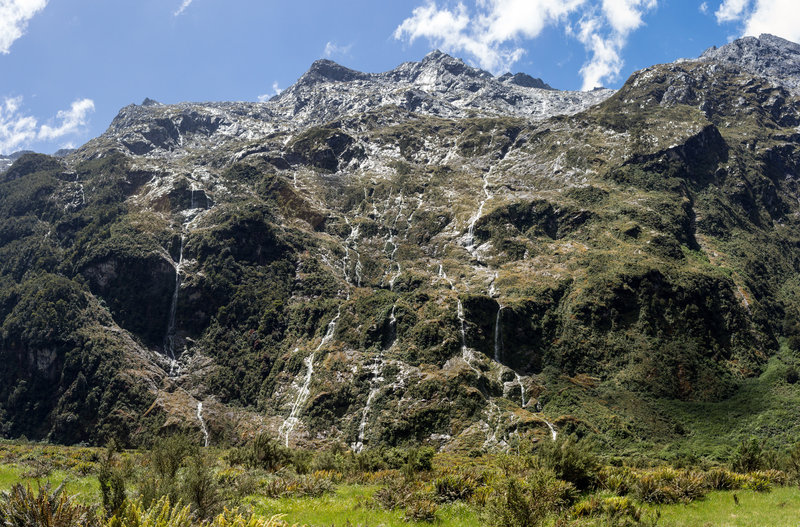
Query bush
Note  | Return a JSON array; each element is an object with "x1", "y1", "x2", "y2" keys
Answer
[
  {"x1": 98, "y1": 441, "x2": 126, "y2": 518},
  {"x1": 245, "y1": 433, "x2": 291, "y2": 472},
  {"x1": 0, "y1": 483, "x2": 100, "y2": 527},
  {"x1": 730, "y1": 439, "x2": 763, "y2": 473},
  {"x1": 183, "y1": 452, "x2": 221, "y2": 519},
  {"x1": 107, "y1": 497, "x2": 192, "y2": 527},
  {"x1": 404, "y1": 496, "x2": 437, "y2": 523},
  {"x1": 433, "y1": 472, "x2": 480, "y2": 502},
  {"x1": 537, "y1": 436, "x2": 599, "y2": 490},
  {"x1": 630, "y1": 467, "x2": 707, "y2": 504},
  {"x1": 485, "y1": 471, "x2": 576, "y2": 527}
]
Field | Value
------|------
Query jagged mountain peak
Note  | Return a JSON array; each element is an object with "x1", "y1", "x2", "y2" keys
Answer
[
  {"x1": 498, "y1": 72, "x2": 554, "y2": 90},
  {"x1": 299, "y1": 59, "x2": 370, "y2": 84},
  {"x1": 698, "y1": 33, "x2": 800, "y2": 94}
]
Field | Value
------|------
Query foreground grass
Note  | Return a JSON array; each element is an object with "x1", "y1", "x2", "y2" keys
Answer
[
  {"x1": 653, "y1": 487, "x2": 800, "y2": 527},
  {"x1": 249, "y1": 484, "x2": 481, "y2": 527},
  {"x1": 0, "y1": 463, "x2": 99, "y2": 502}
]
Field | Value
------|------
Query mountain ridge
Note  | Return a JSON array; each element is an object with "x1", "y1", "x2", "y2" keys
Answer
[{"x1": 0, "y1": 35, "x2": 800, "y2": 455}]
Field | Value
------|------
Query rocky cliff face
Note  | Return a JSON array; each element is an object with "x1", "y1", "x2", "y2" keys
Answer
[
  {"x1": 2, "y1": 38, "x2": 800, "y2": 452},
  {"x1": 698, "y1": 33, "x2": 800, "y2": 95}
]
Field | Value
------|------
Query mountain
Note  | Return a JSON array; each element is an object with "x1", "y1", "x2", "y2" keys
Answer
[{"x1": 1, "y1": 40, "x2": 800, "y2": 455}]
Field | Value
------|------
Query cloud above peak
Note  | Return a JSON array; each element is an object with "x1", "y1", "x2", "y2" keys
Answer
[
  {"x1": 394, "y1": 0, "x2": 657, "y2": 90},
  {"x1": 715, "y1": 0, "x2": 800, "y2": 43},
  {"x1": 0, "y1": 0, "x2": 49, "y2": 54}
]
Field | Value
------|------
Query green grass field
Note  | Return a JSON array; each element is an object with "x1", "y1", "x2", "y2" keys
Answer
[
  {"x1": 249, "y1": 485, "x2": 480, "y2": 527},
  {"x1": 654, "y1": 487, "x2": 800, "y2": 527}
]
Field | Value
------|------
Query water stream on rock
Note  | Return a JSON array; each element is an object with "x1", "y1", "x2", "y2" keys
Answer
[
  {"x1": 197, "y1": 401, "x2": 209, "y2": 447},
  {"x1": 535, "y1": 401, "x2": 558, "y2": 441},
  {"x1": 466, "y1": 173, "x2": 492, "y2": 256},
  {"x1": 494, "y1": 306, "x2": 503, "y2": 362},
  {"x1": 279, "y1": 307, "x2": 341, "y2": 446},
  {"x1": 164, "y1": 235, "x2": 185, "y2": 376},
  {"x1": 351, "y1": 304, "x2": 396, "y2": 453}
]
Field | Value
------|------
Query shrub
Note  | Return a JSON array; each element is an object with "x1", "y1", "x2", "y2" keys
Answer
[
  {"x1": 0, "y1": 483, "x2": 100, "y2": 527},
  {"x1": 98, "y1": 441, "x2": 127, "y2": 518},
  {"x1": 485, "y1": 470, "x2": 576, "y2": 527},
  {"x1": 183, "y1": 451, "x2": 221, "y2": 519},
  {"x1": 404, "y1": 496, "x2": 437, "y2": 523},
  {"x1": 703, "y1": 467, "x2": 741, "y2": 490},
  {"x1": 730, "y1": 439, "x2": 763, "y2": 473},
  {"x1": 630, "y1": 467, "x2": 707, "y2": 504},
  {"x1": 433, "y1": 472, "x2": 479, "y2": 502},
  {"x1": 373, "y1": 478, "x2": 417, "y2": 510},
  {"x1": 106, "y1": 497, "x2": 191, "y2": 527},
  {"x1": 151, "y1": 435, "x2": 193, "y2": 481},
  {"x1": 247, "y1": 433, "x2": 292, "y2": 471},
  {"x1": 401, "y1": 447, "x2": 435, "y2": 479},
  {"x1": 537, "y1": 435, "x2": 599, "y2": 490}
]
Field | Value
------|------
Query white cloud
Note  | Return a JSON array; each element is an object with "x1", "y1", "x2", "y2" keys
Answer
[
  {"x1": 715, "y1": 0, "x2": 748, "y2": 22},
  {"x1": 0, "y1": 0, "x2": 48, "y2": 54},
  {"x1": 257, "y1": 81, "x2": 282, "y2": 103},
  {"x1": 38, "y1": 98, "x2": 95, "y2": 141},
  {"x1": 699, "y1": 2, "x2": 709, "y2": 14},
  {"x1": 713, "y1": 0, "x2": 800, "y2": 43},
  {"x1": 577, "y1": 0, "x2": 657, "y2": 90},
  {"x1": 0, "y1": 96, "x2": 95, "y2": 154},
  {"x1": 323, "y1": 41, "x2": 353, "y2": 58},
  {"x1": 394, "y1": 0, "x2": 657, "y2": 90},
  {"x1": 0, "y1": 96, "x2": 37, "y2": 153},
  {"x1": 743, "y1": 0, "x2": 800, "y2": 42},
  {"x1": 174, "y1": 0, "x2": 193, "y2": 16}
]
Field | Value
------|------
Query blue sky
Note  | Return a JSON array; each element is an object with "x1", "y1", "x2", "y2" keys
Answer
[{"x1": 0, "y1": 0, "x2": 797, "y2": 155}]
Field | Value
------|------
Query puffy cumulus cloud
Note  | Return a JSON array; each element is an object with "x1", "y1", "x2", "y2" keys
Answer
[
  {"x1": 0, "y1": 96, "x2": 37, "y2": 153},
  {"x1": 38, "y1": 98, "x2": 95, "y2": 141},
  {"x1": 174, "y1": 0, "x2": 193, "y2": 16},
  {"x1": 743, "y1": 0, "x2": 800, "y2": 42},
  {"x1": 0, "y1": 0, "x2": 49, "y2": 54},
  {"x1": 0, "y1": 96, "x2": 95, "y2": 154},
  {"x1": 715, "y1": 0, "x2": 749, "y2": 22},
  {"x1": 394, "y1": 0, "x2": 657, "y2": 90},
  {"x1": 577, "y1": 0, "x2": 657, "y2": 90},
  {"x1": 714, "y1": 0, "x2": 800, "y2": 43}
]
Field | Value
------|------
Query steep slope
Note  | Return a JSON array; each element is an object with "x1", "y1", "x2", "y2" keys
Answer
[{"x1": 2, "y1": 40, "x2": 800, "y2": 455}]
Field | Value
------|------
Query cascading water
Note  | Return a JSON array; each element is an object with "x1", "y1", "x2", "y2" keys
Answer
[
  {"x1": 351, "y1": 303, "x2": 396, "y2": 453},
  {"x1": 466, "y1": 174, "x2": 492, "y2": 255},
  {"x1": 279, "y1": 307, "x2": 341, "y2": 446},
  {"x1": 438, "y1": 264, "x2": 479, "y2": 373},
  {"x1": 494, "y1": 306, "x2": 503, "y2": 362},
  {"x1": 515, "y1": 373, "x2": 527, "y2": 407},
  {"x1": 164, "y1": 235, "x2": 185, "y2": 376},
  {"x1": 535, "y1": 401, "x2": 558, "y2": 441},
  {"x1": 197, "y1": 401, "x2": 209, "y2": 447}
]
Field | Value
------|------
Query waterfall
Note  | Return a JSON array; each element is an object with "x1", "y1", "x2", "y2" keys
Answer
[
  {"x1": 494, "y1": 306, "x2": 503, "y2": 362},
  {"x1": 164, "y1": 235, "x2": 185, "y2": 375},
  {"x1": 197, "y1": 401, "x2": 209, "y2": 447},
  {"x1": 515, "y1": 373, "x2": 526, "y2": 407},
  {"x1": 438, "y1": 264, "x2": 479, "y2": 373},
  {"x1": 466, "y1": 175, "x2": 491, "y2": 255},
  {"x1": 343, "y1": 217, "x2": 362, "y2": 287},
  {"x1": 279, "y1": 307, "x2": 341, "y2": 446},
  {"x1": 535, "y1": 401, "x2": 558, "y2": 441}
]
